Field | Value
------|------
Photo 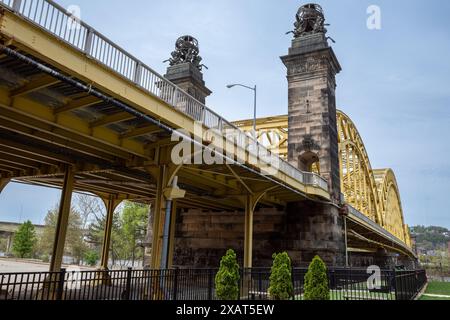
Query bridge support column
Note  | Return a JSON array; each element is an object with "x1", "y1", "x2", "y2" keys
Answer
[
  {"x1": 244, "y1": 195, "x2": 255, "y2": 269},
  {"x1": 150, "y1": 166, "x2": 166, "y2": 270},
  {"x1": 49, "y1": 166, "x2": 74, "y2": 272},
  {"x1": 99, "y1": 195, "x2": 121, "y2": 270},
  {"x1": 167, "y1": 200, "x2": 178, "y2": 268}
]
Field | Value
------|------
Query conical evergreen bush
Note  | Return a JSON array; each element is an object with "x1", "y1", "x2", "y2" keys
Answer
[
  {"x1": 268, "y1": 252, "x2": 294, "y2": 300},
  {"x1": 304, "y1": 255, "x2": 330, "y2": 300},
  {"x1": 215, "y1": 249, "x2": 240, "y2": 300}
]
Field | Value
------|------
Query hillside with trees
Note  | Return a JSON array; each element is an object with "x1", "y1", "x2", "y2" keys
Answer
[{"x1": 410, "y1": 226, "x2": 450, "y2": 251}]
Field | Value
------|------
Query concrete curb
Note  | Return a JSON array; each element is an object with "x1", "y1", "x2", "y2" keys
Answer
[
  {"x1": 415, "y1": 282, "x2": 428, "y2": 300},
  {"x1": 0, "y1": 257, "x2": 94, "y2": 271}
]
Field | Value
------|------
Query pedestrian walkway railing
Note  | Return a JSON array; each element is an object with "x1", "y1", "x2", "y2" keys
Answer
[
  {"x1": 0, "y1": 267, "x2": 426, "y2": 301},
  {"x1": 0, "y1": 0, "x2": 328, "y2": 192}
]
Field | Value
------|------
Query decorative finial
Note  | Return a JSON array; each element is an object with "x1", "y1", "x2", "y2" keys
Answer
[
  {"x1": 286, "y1": 3, "x2": 329, "y2": 38},
  {"x1": 164, "y1": 35, "x2": 208, "y2": 71}
]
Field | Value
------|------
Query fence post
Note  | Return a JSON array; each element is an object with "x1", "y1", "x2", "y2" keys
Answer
[
  {"x1": 393, "y1": 268, "x2": 399, "y2": 300},
  {"x1": 208, "y1": 269, "x2": 214, "y2": 300},
  {"x1": 84, "y1": 28, "x2": 94, "y2": 55},
  {"x1": 125, "y1": 267, "x2": 132, "y2": 301},
  {"x1": 133, "y1": 62, "x2": 142, "y2": 85},
  {"x1": 56, "y1": 268, "x2": 66, "y2": 301},
  {"x1": 171, "y1": 87, "x2": 179, "y2": 107},
  {"x1": 172, "y1": 268, "x2": 179, "y2": 301},
  {"x1": 329, "y1": 269, "x2": 335, "y2": 300}
]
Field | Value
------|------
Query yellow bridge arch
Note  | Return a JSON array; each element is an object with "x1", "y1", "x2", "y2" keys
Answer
[{"x1": 233, "y1": 111, "x2": 412, "y2": 248}]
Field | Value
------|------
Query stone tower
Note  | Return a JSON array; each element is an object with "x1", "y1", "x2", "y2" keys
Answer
[
  {"x1": 281, "y1": 4, "x2": 341, "y2": 200},
  {"x1": 164, "y1": 35, "x2": 211, "y2": 104},
  {"x1": 281, "y1": 4, "x2": 345, "y2": 266}
]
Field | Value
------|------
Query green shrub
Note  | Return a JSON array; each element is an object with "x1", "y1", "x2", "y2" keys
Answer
[
  {"x1": 268, "y1": 252, "x2": 293, "y2": 300},
  {"x1": 12, "y1": 221, "x2": 37, "y2": 259},
  {"x1": 304, "y1": 255, "x2": 330, "y2": 300},
  {"x1": 215, "y1": 249, "x2": 240, "y2": 300},
  {"x1": 84, "y1": 250, "x2": 100, "y2": 267}
]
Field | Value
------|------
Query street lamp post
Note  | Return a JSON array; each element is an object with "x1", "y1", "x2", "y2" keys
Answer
[{"x1": 226, "y1": 83, "x2": 257, "y2": 136}]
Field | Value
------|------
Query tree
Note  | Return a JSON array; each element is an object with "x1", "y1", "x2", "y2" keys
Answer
[
  {"x1": 84, "y1": 250, "x2": 100, "y2": 267},
  {"x1": 215, "y1": 249, "x2": 240, "y2": 300},
  {"x1": 268, "y1": 252, "x2": 293, "y2": 300},
  {"x1": 12, "y1": 221, "x2": 37, "y2": 259},
  {"x1": 86, "y1": 201, "x2": 148, "y2": 268},
  {"x1": 304, "y1": 255, "x2": 330, "y2": 300},
  {"x1": 87, "y1": 208, "x2": 123, "y2": 267},
  {"x1": 120, "y1": 201, "x2": 149, "y2": 266}
]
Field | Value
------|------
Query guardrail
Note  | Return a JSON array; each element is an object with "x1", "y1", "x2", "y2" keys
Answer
[
  {"x1": 347, "y1": 205, "x2": 413, "y2": 254},
  {"x1": 0, "y1": 0, "x2": 328, "y2": 192}
]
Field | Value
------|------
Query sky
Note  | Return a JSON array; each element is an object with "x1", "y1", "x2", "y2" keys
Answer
[{"x1": 0, "y1": 0, "x2": 449, "y2": 228}]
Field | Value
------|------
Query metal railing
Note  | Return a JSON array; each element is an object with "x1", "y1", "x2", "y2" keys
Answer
[
  {"x1": 0, "y1": 267, "x2": 426, "y2": 301},
  {"x1": 0, "y1": 0, "x2": 328, "y2": 192},
  {"x1": 394, "y1": 270, "x2": 427, "y2": 300}
]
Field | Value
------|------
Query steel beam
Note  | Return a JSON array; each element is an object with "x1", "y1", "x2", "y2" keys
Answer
[
  {"x1": 10, "y1": 74, "x2": 60, "y2": 98},
  {"x1": 54, "y1": 96, "x2": 102, "y2": 114},
  {"x1": 150, "y1": 166, "x2": 166, "y2": 269},
  {"x1": 49, "y1": 166, "x2": 75, "y2": 272},
  {"x1": 0, "y1": 135, "x2": 74, "y2": 164},
  {"x1": 90, "y1": 112, "x2": 136, "y2": 128},
  {"x1": 120, "y1": 125, "x2": 163, "y2": 140}
]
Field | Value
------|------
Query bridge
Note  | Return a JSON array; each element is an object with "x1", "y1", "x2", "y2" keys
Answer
[{"x1": 0, "y1": 0, "x2": 416, "y2": 274}]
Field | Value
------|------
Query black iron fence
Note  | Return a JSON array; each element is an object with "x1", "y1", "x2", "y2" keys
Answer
[{"x1": 0, "y1": 267, "x2": 426, "y2": 301}]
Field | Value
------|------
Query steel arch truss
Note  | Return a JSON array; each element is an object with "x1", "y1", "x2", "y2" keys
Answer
[
  {"x1": 337, "y1": 111, "x2": 381, "y2": 224},
  {"x1": 374, "y1": 169, "x2": 412, "y2": 246},
  {"x1": 337, "y1": 111, "x2": 410, "y2": 246},
  {"x1": 234, "y1": 111, "x2": 412, "y2": 248}
]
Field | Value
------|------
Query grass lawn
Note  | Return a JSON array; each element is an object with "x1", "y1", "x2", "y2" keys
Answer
[
  {"x1": 295, "y1": 289, "x2": 395, "y2": 301},
  {"x1": 420, "y1": 295, "x2": 450, "y2": 301},
  {"x1": 419, "y1": 282, "x2": 450, "y2": 300},
  {"x1": 425, "y1": 282, "x2": 450, "y2": 295}
]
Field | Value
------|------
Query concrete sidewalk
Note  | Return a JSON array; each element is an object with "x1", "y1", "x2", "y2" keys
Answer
[{"x1": 0, "y1": 258, "x2": 93, "y2": 273}]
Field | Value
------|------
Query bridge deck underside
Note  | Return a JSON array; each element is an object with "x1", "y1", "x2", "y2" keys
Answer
[
  {"x1": 0, "y1": 50, "x2": 311, "y2": 211},
  {"x1": 346, "y1": 216, "x2": 413, "y2": 257}
]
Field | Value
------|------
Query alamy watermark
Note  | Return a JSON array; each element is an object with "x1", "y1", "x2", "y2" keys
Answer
[
  {"x1": 367, "y1": 5, "x2": 382, "y2": 30},
  {"x1": 367, "y1": 265, "x2": 382, "y2": 290},
  {"x1": 66, "y1": 5, "x2": 82, "y2": 31}
]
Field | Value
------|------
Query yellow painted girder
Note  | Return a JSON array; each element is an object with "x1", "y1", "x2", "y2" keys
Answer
[
  {"x1": 121, "y1": 126, "x2": 163, "y2": 139},
  {"x1": 10, "y1": 74, "x2": 60, "y2": 98},
  {"x1": 0, "y1": 11, "x2": 197, "y2": 134},
  {"x1": 0, "y1": 88, "x2": 147, "y2": 160},
  {"x1": 54, "y1": 96, "x2": 102, "y2": 114},
  {"x1": 90, "y1": 112, "x2": 136, "y2": 128}
]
